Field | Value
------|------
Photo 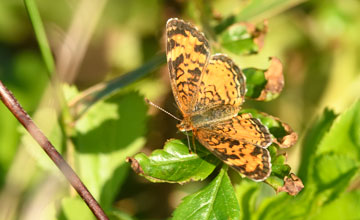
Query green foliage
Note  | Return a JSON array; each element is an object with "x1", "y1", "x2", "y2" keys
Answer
[
  {"x1": 1, "y1": 0, "x2": 360, "y2": 219},
  {"x1": 71, "y1": 90, "x2": 148, "y2": 211},
  {"x1": 254, "y1": 100, "x2": 360, "y2": 220},
  {"x1": 220, "y1": 24, "x2": 259, "y2": 55},
  {"x1": 130, "y1": 139, "x2": 219, "y2": 183},
  {"x1": 243, "y1": 68, "x2": 267, "y2": 98},
  {"x1": 172, "y1": 165, "x2": 240, "y2": 220}
]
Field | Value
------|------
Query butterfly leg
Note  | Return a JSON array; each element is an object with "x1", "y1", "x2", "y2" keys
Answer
[
  {"x1": 192, "y1": 133, "x2": 197, "y2": 153},
  {"x1": 186, "y1": 132, "x2": 192, "y2": 153}
]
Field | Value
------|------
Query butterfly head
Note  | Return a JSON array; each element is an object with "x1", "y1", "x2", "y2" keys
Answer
[{"x1": 176, "y1": 118, "x2": 193, "y2": 132}]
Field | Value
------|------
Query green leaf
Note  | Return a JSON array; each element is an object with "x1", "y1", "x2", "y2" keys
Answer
[
  {"x1": 172, "y1": 166, "x2": 240, "y2": 220},
  {"x1": 255, "y1": 188, "x2": 315, "y2": 220},
  {"x1": 235, "y1": 0, "x2": 305, "y2": 22},
  {"x1": 59, "y1": 197, "x2": 95, "y2": 220},
  {"x1": 316, "y1": 100, "x2": 360, "y2": 159},
  {"x1": 108, "y1": 209, "x2": 135, "y2": 220},
  {"x1": 243, "y1": 57, "x2": 284, "y2": 102},
  {"x1": 21, "y1": 106, "x2": 64, "y2": 172},
  {"x1": 312, "y1": 190, "x2": 360, "y2": 220},
  {"x1": 74, "y1": 91, "x2": 147, "y2": 208},
  {"x1": 267, "y1": 145, "x2": 290, "y2": 178},
  {"x1": 220, "y1": 23, "x2": 258, "y2": 55},
  {"x1": 313, "y1": 153, "x2": 359, "y2": 204},
  {"x1": 234, "y1": 179, "x2": 262, "y2": 220},
  {"x1": 243, "y1": 68, "x2": 267, "y2": 99},
  {"x1": 297, "y1": 108, "x2": 337, "y2": 183},
  {"x1": 271, "y1": 153, "x2": 291, "y2": 178},
  {"x1": 128, "y1": 139, "x2": 219, "y2": 183},
  {"x1": 314, "y1": 153, "x2": 358, "y2": 188}
]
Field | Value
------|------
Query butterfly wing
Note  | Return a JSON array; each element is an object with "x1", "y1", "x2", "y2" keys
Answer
[
  {"x1": 194, "y1": 54, "x2": 246, "y2": 114},
  {"x1": 166, "y1": 18, "x2": 210, "y2": 115},
  {"x1": 205, "y1": 113, "x2": 272, "y2": 148},
  {"x1": 194, "y1": 114, "x2": 272, "y2": 181}
]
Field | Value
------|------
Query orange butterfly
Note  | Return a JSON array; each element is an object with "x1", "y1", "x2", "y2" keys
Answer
[{"x1": 166, "y1": 18, "x2": 272, "y2": 181}]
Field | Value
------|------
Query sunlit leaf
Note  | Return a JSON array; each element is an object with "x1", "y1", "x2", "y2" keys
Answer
[
  {"x1": 127, "y1": 139, "x2": 219, "y2": 184},
  {"x1": 234, "y1": 179, "x2": 261, "y2": 219},
  {"x1": 220, "y1": 22, "x2": 263, "y2": 55},
  {"x1": 172, "y1": 166, "x2": 240, "y2": 220},
  {"x1": 312, "y1": 191, "x2": 360, "y2": 220},
  {"x1": 74, "y1": 91, "x2": 147, "y2": 208},
  {"x1": 316, "y1": 100, "x2": 360, "y2": 158},
  {"x1": 297, "y1": 108, "x2": 337, "y2": 183},
  {"x1": 60, "y1": 197, "x2": 94, "y2": 220}
]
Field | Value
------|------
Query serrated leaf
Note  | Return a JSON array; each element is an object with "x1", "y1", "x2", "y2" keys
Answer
[
  {"x1": 255, "y1": 188, "x2": 315, "y2": 220},
  {"x1": 297, "y1": 108, "x2": 337, "y2": 183},
  {"x1": 316, "y1": 100, "x2": 360, "y2": 158},
  {"x1": 172, "y1": 166, "x2": 240, "y2": 220},
  {"x1": 74, "y1": 91, "x2": 147, "y2": 208},
  {"x1": 127, "y1": 139, "x2": 219, "y2": 184},
  {"x1": 307, "y1": 101, "x2": 360, "y2": 203},
  {"x1": 234, "y1": 179, "x2": 261, "y2": 220},
  {"x1": 314, "y1": 153, "x2": 358, "y2": 188},
  {"x1": 312, "y1": 191, "x2": 360, "y2": 220}
]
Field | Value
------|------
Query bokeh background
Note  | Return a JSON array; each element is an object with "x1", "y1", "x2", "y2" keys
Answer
[{"x1": 0, "y1": 0, "x2": 360, "y2": 219}]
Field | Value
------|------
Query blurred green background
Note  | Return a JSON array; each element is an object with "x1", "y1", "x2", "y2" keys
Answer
[{"x1": 0, "y1": 0, "x2": 359, "y2": 219}]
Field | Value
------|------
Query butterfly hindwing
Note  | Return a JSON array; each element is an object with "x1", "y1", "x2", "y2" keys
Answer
[
  {"x1": 194, "y1": 114, "x2": 272, "y2": 181},
  {"x1": 195, "y1": 127, "x2": 271, "y2": 181},
  {"x1": 200, "y1": 113, "x2": 272, "y2": 148}
]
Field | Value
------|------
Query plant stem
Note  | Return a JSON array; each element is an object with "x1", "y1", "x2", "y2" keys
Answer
[
  {"x1": 0, "y1": 80, "x2": 109, "y2": 220},
  {"x1": 23, "y1": 0, "x2": 55, "y2": 75}
]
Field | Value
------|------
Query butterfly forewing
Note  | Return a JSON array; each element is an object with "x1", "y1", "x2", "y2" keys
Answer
[
  {"x1": 194, "y1": 54, "x2": 246, "y2": 115},
  {"x1": 166, "y1": 18, "x2": 210, "y2": 115}
]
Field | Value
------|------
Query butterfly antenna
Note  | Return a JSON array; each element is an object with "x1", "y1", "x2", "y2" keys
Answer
[{"x1": 145, "y1": 98, "x2": 181, "y2": 121}]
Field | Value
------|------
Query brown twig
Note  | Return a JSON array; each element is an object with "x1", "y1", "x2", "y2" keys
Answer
[{"x1": 0, "y1": 80, "x2": 109, "y2": 220}]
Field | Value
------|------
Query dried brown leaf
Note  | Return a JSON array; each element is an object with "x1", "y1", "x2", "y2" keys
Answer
[
  {"x1": 239, "y1": 20, "x2": 268, "y2": 51},
  {"x1": 277, "y1": 173, "x2": 304, "y2": 196},
  {"x1": 126, "y1": 157, "x2": 144, "y2": 175},
  {"x1": 256, "y1": 57, "x2": 284, "y2": 101},
  {"x1": 260, "y1": 112, "x2": 298, "y2": 148}
]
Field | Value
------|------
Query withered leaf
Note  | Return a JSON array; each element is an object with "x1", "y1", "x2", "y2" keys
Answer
[
  {"x1": 256, "y1": 57, "x2": 284, "y2": 101},
  {"x1": 277, "y1": 173, "x2": 304, "y2": 196}
]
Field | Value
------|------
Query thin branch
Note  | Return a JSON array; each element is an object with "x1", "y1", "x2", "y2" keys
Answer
[{"x1": 0, "y1": 80, "x2": 109, "y2": 220}]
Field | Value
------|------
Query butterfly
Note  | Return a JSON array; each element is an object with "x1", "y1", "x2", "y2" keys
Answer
[{"x1": 165, "y1": 18, "x2": 272, "y2": 181}]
